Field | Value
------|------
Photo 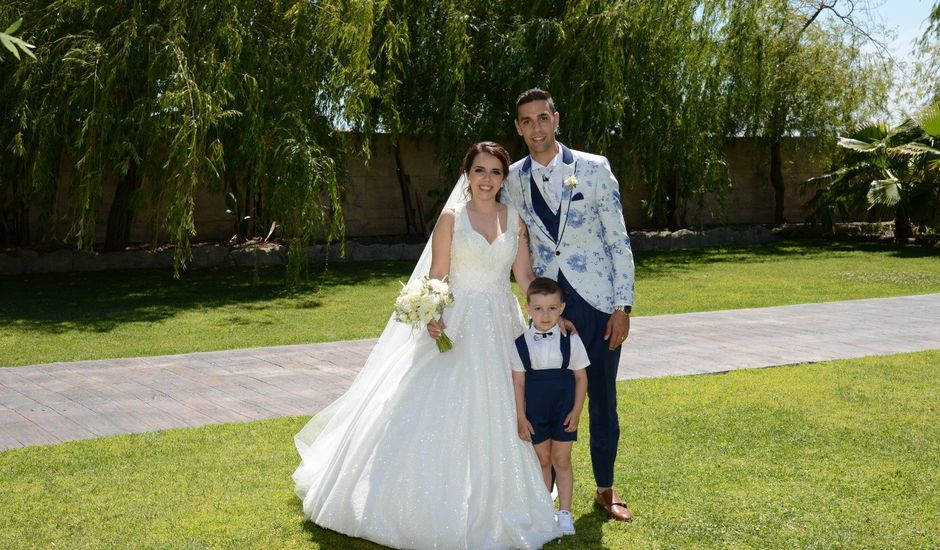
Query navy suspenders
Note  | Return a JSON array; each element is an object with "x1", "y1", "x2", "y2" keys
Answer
[{"x1": 514, "y1": 333, "x2": 571, "y2": 372}]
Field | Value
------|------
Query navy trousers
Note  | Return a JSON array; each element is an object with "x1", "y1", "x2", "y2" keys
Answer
[
  {"x1": 528, "y1": 172, "x2": 622, "y2": 487},
  {"x1": 559, "y1": 271, "x2": 622, "y2": 488}
]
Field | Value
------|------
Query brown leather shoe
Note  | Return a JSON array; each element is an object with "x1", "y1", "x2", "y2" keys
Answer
[{"x1": 594, "y1": 488, "x2": 634, "y2": 522}]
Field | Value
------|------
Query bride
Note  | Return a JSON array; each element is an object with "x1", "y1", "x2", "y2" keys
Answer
[{"x1": 293, "y1": 142, "x2": 561, "y2": 549}]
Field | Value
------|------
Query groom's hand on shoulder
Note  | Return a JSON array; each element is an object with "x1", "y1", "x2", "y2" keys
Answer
[{"x1": 558, "y1": 318, "x2": 578, "y2": 336}]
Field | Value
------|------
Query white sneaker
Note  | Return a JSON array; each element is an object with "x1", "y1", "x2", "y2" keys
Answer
[{"x1": 556, "y1": 510, "x2": 576, "y2": 535}]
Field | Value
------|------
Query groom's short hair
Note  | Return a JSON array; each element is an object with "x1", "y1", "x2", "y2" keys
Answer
[
  {"x1": 516, "y1": 88, "x2": 556, "y2": 114},
  {"x1": 526, "y1": 277, "x2": 564, "y2": 303}
]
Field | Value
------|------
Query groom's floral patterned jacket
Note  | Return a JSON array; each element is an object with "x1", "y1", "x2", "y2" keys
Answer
[{"x1": 504, "y1": 143, "x2": 635, "y2": 314}]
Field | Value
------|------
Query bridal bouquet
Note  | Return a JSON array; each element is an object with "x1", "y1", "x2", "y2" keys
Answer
[{"x1": 393, "y1": 277, "x2": 455, "y2": 352}]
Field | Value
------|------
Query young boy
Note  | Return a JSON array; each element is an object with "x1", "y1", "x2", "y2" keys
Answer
[{"x1": 512, "y1": 277, "x2": 590, "y2": 536}]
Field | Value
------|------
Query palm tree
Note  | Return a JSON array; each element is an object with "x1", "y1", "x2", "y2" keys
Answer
[{"x1": 804, "y1": 103, "x2": 940, "y2": 242}]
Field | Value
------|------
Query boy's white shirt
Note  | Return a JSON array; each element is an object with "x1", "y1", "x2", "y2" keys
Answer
[{"x1": 511, "y1": 324, "x2": 591, "y2": 373}]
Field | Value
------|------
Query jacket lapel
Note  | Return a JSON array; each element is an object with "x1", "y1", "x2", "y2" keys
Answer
[
  {"x1": 518, "y1": 156, "x2": 554, "y2": 242},
  {"x1": 556, "y1": 144, "x2": 576, "y2": 245}
]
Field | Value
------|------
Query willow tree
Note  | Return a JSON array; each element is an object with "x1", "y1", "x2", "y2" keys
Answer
[
  {"x1": 493, "y1": 1, "x2": 735, "y2": 228},
  {"x1": 0, "y1": 0, "x2": 375, "y2": 274},
  {"x1": 723, "y1": 0, "x2": 891, "y2": 224},
  {"x1": 908, "y1": 2, "x2": 940, "y2": 109},
  {"x1": 357, "y1": 0, "x2": 479, "y2": 234},
  {"x1": 0, "y1": 12, "x2": 35, "y2": 246},
  {"x1": 571, "y1": 0, "x2": 731, "y2": 228},
  {"x1": 365, "y1": 1, "x2": 739, "y2": 230},
  {"x1": 1, "y1": 18, "x2": 35, "y2": 60}
]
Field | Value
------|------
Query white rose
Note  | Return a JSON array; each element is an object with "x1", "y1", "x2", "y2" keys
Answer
[{"x1": 428, "y1": 279, "x2": 448, "y2": 294}]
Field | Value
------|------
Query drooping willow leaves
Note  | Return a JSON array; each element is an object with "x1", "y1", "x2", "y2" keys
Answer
[{"x1": 0, "y1": 0, "x2": 374, "y2": 280}]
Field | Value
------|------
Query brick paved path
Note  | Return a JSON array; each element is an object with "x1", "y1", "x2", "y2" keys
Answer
[{"x1": 2, "y1": 294, "x2": 938, "y2": 451}]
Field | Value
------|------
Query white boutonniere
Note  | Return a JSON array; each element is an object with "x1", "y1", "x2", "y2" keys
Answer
[{"x1": 564, "y1": 174, "x2": 578, "y2": 190}]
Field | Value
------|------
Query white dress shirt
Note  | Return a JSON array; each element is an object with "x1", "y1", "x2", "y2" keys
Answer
[
  {"x1": 512, "y1": 324, "x2": 591, "y2": 372},
  {"x1": 530, "y1": 147, "x2": 564, "y2": 211}
]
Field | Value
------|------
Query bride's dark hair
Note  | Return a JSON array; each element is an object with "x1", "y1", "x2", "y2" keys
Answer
[
  {"x1": 462, "y1": 141, "x2": 511, "y2": 179},
  {"x1": 461, "y1": 142, "x2": 511, "y2": 201}
]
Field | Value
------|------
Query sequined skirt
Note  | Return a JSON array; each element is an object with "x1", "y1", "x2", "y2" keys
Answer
[{"x1": 294, "y1": 286, "x2": 560, "y2": 549}]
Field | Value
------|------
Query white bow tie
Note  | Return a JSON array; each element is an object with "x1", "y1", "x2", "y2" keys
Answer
[{"x1": 533, "y1": 331, "x2": 555, "y2": 341}]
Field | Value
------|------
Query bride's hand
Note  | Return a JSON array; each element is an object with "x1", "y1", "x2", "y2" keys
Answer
[
  {"x1": 426, "y1": 318, "x2": 446, "y2": 339},
  {"x1": 558, "y1": 318, "x2": 577, "y2": 336}
]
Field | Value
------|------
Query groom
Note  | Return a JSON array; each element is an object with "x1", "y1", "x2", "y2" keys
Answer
[{"x1": 503, "y1": 88, "x2": 636, "y2": 522}]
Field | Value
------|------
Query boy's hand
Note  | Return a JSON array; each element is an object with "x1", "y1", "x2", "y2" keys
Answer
[
  {"x1": 563, "y1": 410, "x2": 581, "y2": 432},
  {"x1": 517, "y1": 417, "x2": 535, "y2": 441}
]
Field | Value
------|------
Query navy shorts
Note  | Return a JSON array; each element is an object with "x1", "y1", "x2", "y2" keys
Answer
[{"x1": 524, "y1": 368, "x2": 576, "y2": 444}]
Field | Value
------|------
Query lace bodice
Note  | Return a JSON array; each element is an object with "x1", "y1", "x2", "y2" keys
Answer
[{"x1": 448, "y1": 204, "x2": 519, "y2": 292}]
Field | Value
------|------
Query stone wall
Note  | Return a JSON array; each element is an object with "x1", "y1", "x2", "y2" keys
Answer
[
  {"x1": 18, "y1": 135, "x2": 836, "y2": 248},
  {"x1": 331, "y1": 135, "x2": 835, "y2": 236},
  {"x1": 0, "y1": 225, "x2": 782, "y2": 275},
  {"x1": 3, "y1": 221, "x2": 910, "y2": 276}
]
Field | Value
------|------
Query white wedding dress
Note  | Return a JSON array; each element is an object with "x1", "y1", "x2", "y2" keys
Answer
[{"x1": 293, "y1": 202, "x2": 560, "y2": 549}]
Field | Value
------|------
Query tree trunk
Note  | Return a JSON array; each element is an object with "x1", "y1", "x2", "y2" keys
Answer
[
  {"x1": 15, "y1": 203, "x2": 29, "y2": 246},
  {"x1": 227, "y1": 175, "x2": 242, "y2": 242},
  {"x1": 770, "y1": 139, "x2": 786, "y2": 225},
  {"x1": 665, "y1": 172, "x2": 681, "y2": 230},
  {"x1": 103, "y1": 162, "x2": 142, "y2": 251},
  {"x1": 0, "y1": 203, "x2": 30, "y2": 247},
  {"x1": 393, "y1": 139, "x2": 420, "y2": 235},
  {"x1": 1, "y1": 173, "x2": 31, "y2": 246},
  {"x1": 894, "y1": 208, "x2": 913, "y2": 242},
  {"x1": 413, "y1": 190, "x2": 428, "y2": 236},
  {"x1": 242, "y1": 184, "x2": 255, "y2": 239}
]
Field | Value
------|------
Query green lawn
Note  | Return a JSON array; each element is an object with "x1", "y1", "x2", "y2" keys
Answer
[
  {"x1": 1, "y1": 351, "x2": 937, "y2": 549},
  {"x1": 2, "y1": 240, "x2": 939, "y2": 367}
]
